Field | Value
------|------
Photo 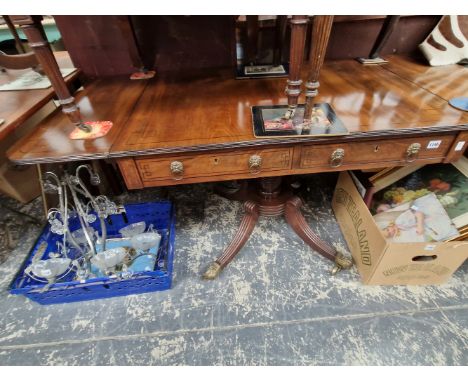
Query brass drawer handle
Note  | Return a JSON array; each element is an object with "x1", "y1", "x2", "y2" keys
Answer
[
  {"x1": 248, "y1": 155, "x2": 262, "y2": 174},
  {"x1": 170, "y1": 161, "x2": 184, "y2": 180},
  {"x1": 330, "y1": 148, "x2": 345, "y2": 168},
  {"x1": 406, "y1": 143, "x2": 421, "y2": 162}
]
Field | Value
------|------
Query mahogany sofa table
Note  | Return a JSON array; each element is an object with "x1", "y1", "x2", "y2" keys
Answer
[{"x1": 8, "y1": 55, "x2": 468, "y2": 278}]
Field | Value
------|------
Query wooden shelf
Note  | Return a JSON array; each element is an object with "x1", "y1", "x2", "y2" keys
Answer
[{"x1": 7, "y1": 55, "x2": 468, "y2": 164}]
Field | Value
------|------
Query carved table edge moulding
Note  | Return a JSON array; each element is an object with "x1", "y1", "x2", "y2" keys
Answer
[{"x1": 9, "y1": 16, "x2": 113, "y2": 140}]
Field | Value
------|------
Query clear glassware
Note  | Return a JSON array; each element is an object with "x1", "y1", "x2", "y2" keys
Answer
[
  {"x1": 119, "y1": 221, "x2": 146, "y2": 238},
  {"x1": 90, "y1": 247, "x2": 129, "y2": 275},
  {"x1": 130, "y1": 232, "x2": 161, "y2": 259},
  {"x1": 71, "y1": 227, "x2": 96, "y2": 246},
  {"x1": 25, "y1": 258, "x2": 72, "y2": 282}
]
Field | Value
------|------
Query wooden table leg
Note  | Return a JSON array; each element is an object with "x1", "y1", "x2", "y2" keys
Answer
[
  {"x1": 3, "y1": 15, "x2": 26, "y2": 53},
  {"x1": 116, "y1": 16, "x2": 146, "y2": 72},
  {"x1": 284, "y1": 15, "x2": 308, "y2": 120},
  {"x1": 369, "y1": 16, "x2": 401, "y2": 60},
  {"x1": 11, "y1": 16, "x2": 90, "y2": 132},
  {"x1": 285, "y1": 196, "x2": 353, "y2": 274},
  {"x1": 356, "y1": 16, "x2": 401, "y2": 64},
  {"x1": 207, "y1": 176, "x2": 353, "y2": 279},
  {"x1": 246, "y1": 16, "x2": 259, "y2": 66},
  {"x1": 303, "y1": 15, "x2": 334, "y2": 123},
  {"x1": 203, "y1": 200, "x2": 260, "y2": 280},
  {"x1": 284, "y1": 196, "x2": 337, "y2": 261},
  {"x1": 273, "y1": 15, "x2": 287, "y2": 67}
]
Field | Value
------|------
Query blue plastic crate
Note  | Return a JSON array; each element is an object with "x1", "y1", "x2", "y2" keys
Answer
[{"x1": 10, "y1": 201, "x2": 176, "y2": 305}]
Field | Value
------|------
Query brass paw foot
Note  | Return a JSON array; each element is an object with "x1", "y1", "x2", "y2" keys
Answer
[
  {"x1": 330, "y1": 252, "x2": 354, "y2": 276},
  {"x1": 202, "y1": 262, "x2": 223, "y2": 280}
]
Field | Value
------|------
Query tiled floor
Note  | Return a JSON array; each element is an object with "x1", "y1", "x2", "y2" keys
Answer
[{"x1": 0, "y1": 173, "x2": 466, "y2": 365}]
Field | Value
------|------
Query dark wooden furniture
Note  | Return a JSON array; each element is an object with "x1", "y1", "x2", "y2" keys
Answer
[
  {"x1": 2, "y1": 15, "x2": 26, "y2": 54},
  {"x1": 6, "y1": 15, "x2": 468, "y2": 279},
  {"x1": 239, "y1": 15, "x2": 288, "y2": 70},
  {"x1": 0, "y1": 51, "x2": 80, "y2": 141},
  {"x1": 8, "y1": 16, "x2": 90, "y2": 133},
  {"x1": 9, "y1": 55, "x2": 467, "y2": 166},
  {"x1": 356, "y1": 15, "x2": 401, "y2": 64}
]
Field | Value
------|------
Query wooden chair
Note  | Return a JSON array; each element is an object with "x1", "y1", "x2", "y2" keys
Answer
[{"x1": 0, "y1": 15, "x2": 40, "y2": 71}]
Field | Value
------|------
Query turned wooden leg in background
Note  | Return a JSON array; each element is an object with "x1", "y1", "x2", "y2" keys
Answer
[
  {"x1": 3, "y1": 16, "x2": 26, "y2": 53},
  {"x1": 203, "y1": 201, "x2": 260, "y2": 280},
  {"x1": 369, "y1": 16, "x2": 400, "y2": 60},
  {"x1": 245, "y1": 16, "x2": 259, "y2": 66},
  {"x1": 273, "y1": 15, "x2": 287, "y2": 67},
  {"x1": 284, "y1": 15, "x2": 308, "y2": 120},
  {"x1": 11, "y1": 16, "x2": 90, "y2": 132},
  {"x1": 116, "y1": 16, "x2": 146, "y2": 72},
  {"x1": 357, "y1": 15, "x2": 401, "y2": 64},
  {"x1": 303, "y1": 15, "x2": 334, "y2": 122}
]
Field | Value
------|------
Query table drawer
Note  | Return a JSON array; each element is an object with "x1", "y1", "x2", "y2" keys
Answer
[
  {"x1": 299, "y1": 135, "x2": 454, "y2": 169},
  {"x1": 137, "y1": 148, "x2": 293, "y2": 182}
]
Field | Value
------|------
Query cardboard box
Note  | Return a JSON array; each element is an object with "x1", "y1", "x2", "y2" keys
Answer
[
  {"x1": 0, "y1": 161, "x2": 40, "y2": 204},
  {"x1": 332, "y1": 172, "x2": 468, "y2": 285}
]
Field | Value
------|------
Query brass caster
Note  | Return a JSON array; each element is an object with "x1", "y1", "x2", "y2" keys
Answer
[
  {"x1": 202, "y1": 261, "x2": 223, "y2": 280},
  {"x1": 330, "y1": 252, "x2": 353, "y2": 276}
]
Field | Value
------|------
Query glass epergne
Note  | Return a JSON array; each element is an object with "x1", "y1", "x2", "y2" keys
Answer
[
  {"x1": 31, "y1": 166, "x2": 162, "y2": 288},
  {"x1": 119, "y1": 221, "x2": 146, "y2": 238},
  {"x1": 72, "y1": 227, "x2": 96, "y2": 246},
  {"x1": 90, "y1": 247, "x2": 131, "y2": 276},
  {"x1": 25, "y1": 258, "x2": 72, "y2": 281},
  {"x1": 40, "y1": 166, "x2": 123, "y2": 284},
  {"x1": 25, "y1": 257, "x2": 73, "y2": 291}
]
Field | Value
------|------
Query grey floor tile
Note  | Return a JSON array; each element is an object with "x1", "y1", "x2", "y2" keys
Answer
[
  {"x1": 262, "y1": 307, "x2": 468, "y2": 366},
  {"x1": 0, "y1": 327, "x2": 267, "y2": 366},
  {"x1": 0, "y1": 340, "x2": 111, "y2": 366},
  {"x1": 0, "y1": 175, "x2": 467, "y2": 365},
  {"x1": 2, "y1": 306, "x2": 465, "y2": 365}
]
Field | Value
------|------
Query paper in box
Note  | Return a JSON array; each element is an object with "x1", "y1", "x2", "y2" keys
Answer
[{"x1": 332, "y1": 172, "x2": 468, "y2": 285}]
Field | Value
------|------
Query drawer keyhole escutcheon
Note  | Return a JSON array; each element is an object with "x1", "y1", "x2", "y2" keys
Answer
[
  {"x1": 249, "y1": 155, "x2": 262, "y2": 174},
  {"x1": 374, "y1": 145, "x2": 379, "y2": 152},
  {"x1": 330, "y1": 148, "x2": 345, "y2": 168},
  {"x1": 406, "y1": 143, "x2": 421, "y2": 162},
  {"x1": 170, "y1": 161, "x2": 184, "y2": 180}
]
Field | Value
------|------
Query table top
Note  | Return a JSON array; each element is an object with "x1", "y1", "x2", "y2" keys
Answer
[
  {"x1": 0, "y1": 51, "x2": 81, "y2": 141},
  {"x1": 7, "y1": 54, "x2": 468, "y2": 164},
  {"x1": 383, "y1": 55, "x2": 468, "y2": 102}
]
